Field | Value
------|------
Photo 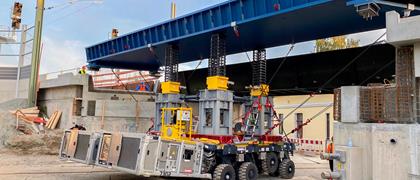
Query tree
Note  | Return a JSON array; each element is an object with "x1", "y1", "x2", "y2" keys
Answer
[{"x1": 315, "y1": 36, "x2": 360, "y2": 53}]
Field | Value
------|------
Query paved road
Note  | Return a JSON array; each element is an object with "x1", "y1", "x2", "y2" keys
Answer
[{"x1": 0, "y1": 150, "x2": 328, "y2": 180}]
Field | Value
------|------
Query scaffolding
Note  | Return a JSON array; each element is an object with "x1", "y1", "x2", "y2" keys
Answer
[{"x1": 0, "y1": 25, "x2": 33, "y2": 99}]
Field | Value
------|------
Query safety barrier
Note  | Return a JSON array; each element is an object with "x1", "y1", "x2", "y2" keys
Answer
[{"x1": 286, "y1": 138, "x2": 324, "y2": 154}]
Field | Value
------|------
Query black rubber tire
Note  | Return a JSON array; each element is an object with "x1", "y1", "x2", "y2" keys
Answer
[
  {"x1": 238, "y1": 162, "x2": 258, "y2": 180},
  {"x1": 261, "y1": 152, "x2": 279, "y2": 176},
  {"x1": 279, "y1": 159, "x2": 295, "y2": 179},
  {"x1": 213, "y1": 164, "x2": 236, "y2": 180}
]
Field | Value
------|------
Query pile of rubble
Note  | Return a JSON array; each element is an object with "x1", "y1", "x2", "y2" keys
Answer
[
  {"x1": 9, "y1": 107, "x2": 62, "y2": 135},
  {"x1": 0, "y1": 99, "x2": 63, "y2": 155},
  {"x1": 5, "y1": 129, "x2": 63, "y2": 155}
]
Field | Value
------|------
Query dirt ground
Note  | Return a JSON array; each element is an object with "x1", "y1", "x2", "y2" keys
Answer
[{"x1": 0, "y1": 149, "x2": 328, "y2": 180}]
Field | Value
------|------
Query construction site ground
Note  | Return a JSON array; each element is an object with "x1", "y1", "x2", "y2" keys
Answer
[{"x1": 0, "y1": 149, "x2": 328, "y2": 180}]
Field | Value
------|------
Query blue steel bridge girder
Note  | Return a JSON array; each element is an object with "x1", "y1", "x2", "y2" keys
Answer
[{"x1": 85, "y1": 0, "x2": 419, "y2": 71}]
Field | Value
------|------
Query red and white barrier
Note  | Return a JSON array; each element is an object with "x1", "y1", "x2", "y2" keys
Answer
[{"x1": 286, "y1": 138, "x2": 324, "y2": 154}]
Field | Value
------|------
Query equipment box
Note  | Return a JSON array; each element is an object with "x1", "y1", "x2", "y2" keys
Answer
[
  {"x1": 59, "y1": 130, "x2": 100, "y2": 165},
  {"x1": 95, "y1": 131, "x2": 146, "y2": 174}
]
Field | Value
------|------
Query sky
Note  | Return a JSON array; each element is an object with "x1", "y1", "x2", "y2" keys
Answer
[{"x1": 0, "y1": 0, "x2": 386, "y2": 74}]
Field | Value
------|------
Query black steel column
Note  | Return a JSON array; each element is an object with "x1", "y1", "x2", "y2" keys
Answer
[
  {"x1": 164, "y1": 44, "x2": 179, "y2": 82},
  {"x1": 209, "y1": 34, "x2": 226, "y2": 76}
]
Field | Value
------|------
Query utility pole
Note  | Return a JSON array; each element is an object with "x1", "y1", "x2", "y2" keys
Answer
[
  {"x1": 171, "y1": 2, "x2": 176, "y2": 19},
  {"x1": 28, "y1": 0, "x2": 45, "y2": 107}
]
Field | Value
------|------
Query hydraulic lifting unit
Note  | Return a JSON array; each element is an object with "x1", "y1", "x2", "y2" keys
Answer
[{"x1": 60, "y1": 32, "x2": 295, "y2": 180}]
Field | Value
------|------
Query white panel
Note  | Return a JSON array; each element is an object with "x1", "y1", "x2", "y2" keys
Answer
[{"x1": 340, "y1": 86, "x2": 360, "y2": 123}]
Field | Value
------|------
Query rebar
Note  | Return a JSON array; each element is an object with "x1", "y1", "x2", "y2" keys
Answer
[
  {"x1": 164, "y1": 45, "x2": 179, "y2": 82},
  {"x1": 252, "y1": 49, "x2": 267, "y2": 85},
  {"x1": 209, "y1": 34, "x2": 226, "y2": 76}
]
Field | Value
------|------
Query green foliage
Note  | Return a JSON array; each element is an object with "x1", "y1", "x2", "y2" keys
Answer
[{"x1": 315, "y1": 36, "x2": 360, "y2": 53}]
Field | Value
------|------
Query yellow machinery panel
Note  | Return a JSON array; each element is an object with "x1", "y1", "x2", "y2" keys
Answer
[
  {"x1": 250, "y1": 84, "x2": 269, "y2": 96},
  {"x1": 161, "y1": 81, "x2": 180, "y2": 94},
  {"x1": 161, "y1": 107, "x2": 193, "y2": 141},
  {"x1": 206, "y1": 76, "x2": 228, "y2": 90}
]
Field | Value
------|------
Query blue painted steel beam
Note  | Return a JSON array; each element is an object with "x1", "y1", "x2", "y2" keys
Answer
[{"x1": 85, "y1": 0, "x2": 417, "y2": 71}]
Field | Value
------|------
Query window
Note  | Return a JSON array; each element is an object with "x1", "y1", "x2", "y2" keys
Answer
[
  {"x1": 183, "y1": 149, "x2": 194, "y2": 161},
  {"x1": 278, "y1": 113, "x2": 284, "y2": 134},
  {"x1": 296, "y1": 113, "x2": 303, "y2": 138},
  {"x1": 326, "y1": 113, "x2": 331, "y2": 140},
  {"x1": 205, "y1": 109, "x2": 212, "y2": 127},
  {"x1": 264, "y1": 113, "x2": 271, "y2": 129},
  {"x1": 73, "y1": 99, "x2": 82, "y2": 116},
  {"x1": 220, "y1": 109, "x2": 228, "y2": 127},
  {"x1": 87, "y1": 100, "x2": 96, "y2": 116},
  {"x1": 220, "y1": 110, "x2": 225, "y2": 126}
]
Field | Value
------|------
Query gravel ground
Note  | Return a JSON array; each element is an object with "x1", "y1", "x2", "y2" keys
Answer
[{"x1": 0, "y1": 149, "x2": 328, "y2": 180}]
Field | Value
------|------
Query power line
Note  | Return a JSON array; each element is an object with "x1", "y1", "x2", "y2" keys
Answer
[
  {"x1": 45, "y1": 3, "x2": 94, "y2": 25},
  {"x1": 268, "y1": 43, "x2": 295, "y2": 85},
  {"x1": 276, "y1": 32, "x2": 387, "y2": 137},
  {"x1": 186, "y1": 58, "x2": 205, "y2": 82},
  {"x1": 359, "y1": 59, "x2": 395, "y2": 85},
  {"x1": 285, "y1": 104, "x2": 333, "y2": 136},
  {"x1": 317, "y1": 32, "x2": 386, "y2": 91}
]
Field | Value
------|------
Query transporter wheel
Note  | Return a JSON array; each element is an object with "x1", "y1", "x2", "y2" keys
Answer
[
  {"x1": 261, "y1": 152, "x2": 279, "y2": 176},
  {"x1": 279, "y1": 159, "x2": 295, "y2": 179},
  {"x1": 238, "y1": 162, "x2": 258, "y2": 180},
  {"x1": 213, "y1": 164, "x2": 236, "y2": 180}
]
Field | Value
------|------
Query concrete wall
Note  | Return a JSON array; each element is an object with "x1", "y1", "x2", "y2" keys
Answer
[
  {"x1": 74, "y1": 116, "x2": 153, "y2": 133},
  {"x1": 334, "y1": 123, "x2": 420, "y2": 180},
  {"x1": 0, "y1": 78, "x2": 28, "y2": 103},
  {"x1": 38, "y1": 85, "x2": 81, "y2": 128},
  {"x1": 0, "y1": 80, "x2": 17, "y2": 103},
  {"x1": 273, "y1": 94, "x2": 334, "y2": 140},
  {"x1": 38, "y1": 73, "x2": 156, "y2": 133}
]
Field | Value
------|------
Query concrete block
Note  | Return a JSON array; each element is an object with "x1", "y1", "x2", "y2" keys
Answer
[
  {"x1": 38, "y1": 86, "x2": 81, "y2": 100},
  {"x1": 371, "y1": 124, "x2": 410, "y2": 180},
  {"x1": 387, "y1": 11, "x2": 420, "y2": 46},
  {"x1": 335, "y1": 123, "x2": 420, "y2": 180},
  {"x1": 340, "y1": 86, "x2": 360, "y2": 123},
  {"x1": 334, "y1": 146, "x2": 363, "y2": 180},
  {"x1": 40, "y1": 73, "x2": 85, "y2": 89},
  {"x1": 334, "y1": 123, "x2": 372, "y2": 179},
  {"x1": 95, "y1": 100, "x2": 155, "y2": 118}
]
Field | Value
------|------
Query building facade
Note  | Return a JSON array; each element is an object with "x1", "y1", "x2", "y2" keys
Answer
[{"x1": 273, "y1": 94, "x2": 334, "y2": 142}]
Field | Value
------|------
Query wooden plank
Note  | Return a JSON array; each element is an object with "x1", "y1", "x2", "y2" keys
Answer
[
  {"x1": 101, "y1": 102, "x2": 105, "y2": 129},
  {"x1": 67, "y1": 130, "x2": 79, "y2": 158},
  {"x1": 99, "y1": 134, "x2": 112, "y2": 162},
  {"x1": 23, "y1": 107, "x2": 38, "y2": 110},
  {"x1": 46, "y1": 112, "x2": 54, "y2": 128},
  {"x1": 47, "y1": 113, "x2": 56, "y2": 129},
  {"x1": 9, "y1": 110, "x2": 39, "y2": 115},
  {"x1": 46, "y1": 112, "x2": 57, "y2": 129},
  {"x1": 108, "y1": 133, "x2": 122, "y2": 165},
  {"x1": 50, "y1": 111, "x2": 62, "y2": 129},
  {"x1": 23, "y1": 114, "x2": 39, "y2": 118},
  {"x1": 20, "y1": 109, "x2": 39, "y2": 114},
  {"x1": 9, "y1": 107, "x2": 39, "y2": 114}
]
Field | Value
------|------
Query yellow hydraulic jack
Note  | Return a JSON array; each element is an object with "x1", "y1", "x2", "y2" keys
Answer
[{"x1": 161, "y1": 81, "x2": 181, "y2": 94}]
